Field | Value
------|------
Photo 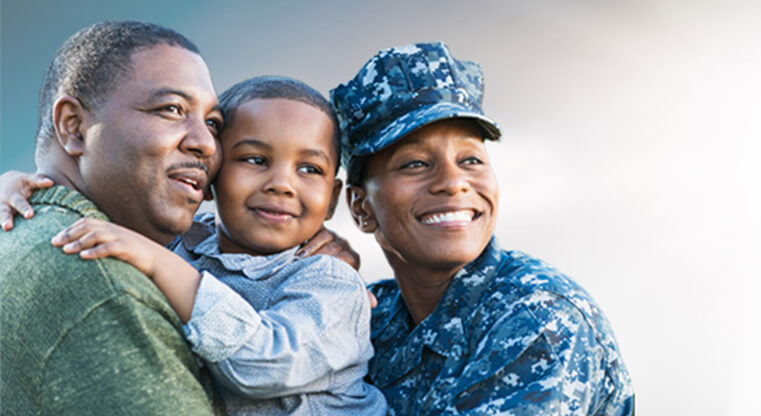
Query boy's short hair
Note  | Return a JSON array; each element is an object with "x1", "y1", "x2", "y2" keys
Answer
[
  {"x1": 36, "y1": 21, "x2": 199, "y2": 154},
  {"x1": 218, "y1": 76, "x2": 341, "y2": 174}
]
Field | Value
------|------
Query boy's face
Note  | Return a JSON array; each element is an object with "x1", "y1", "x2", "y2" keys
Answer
[
  {"x1": 354, "y1": 119, "x2": 498, "y2": 271},
  {"x1": 213, "y1": 98, "x2": 341, "y2": 255}
]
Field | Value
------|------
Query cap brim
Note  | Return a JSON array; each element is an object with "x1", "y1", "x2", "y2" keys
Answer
[{"x1": 353, "y1": 102, "x2": 502, "y2": 157}]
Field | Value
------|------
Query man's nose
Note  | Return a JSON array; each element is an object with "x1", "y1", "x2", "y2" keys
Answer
[{"x1": 180, "y1": 118, "x2": 218, "y2": 159}]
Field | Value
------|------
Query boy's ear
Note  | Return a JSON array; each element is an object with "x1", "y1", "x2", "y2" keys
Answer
[
  {"x1": 346, "y1": 185, "x2": 377, "y2": 233},
  {"x1": 52, "y1": 95, "x2": 89, "y2": 157},
  {"x1": 324, "y1": 178, "x2": 343, "y2": 220}
]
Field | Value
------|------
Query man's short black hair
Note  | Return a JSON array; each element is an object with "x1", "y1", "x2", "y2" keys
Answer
[
  {"x1": 217, "y1": 76, "x2": 341, "y2": 174},
  {"x1": 35, "y1": 21, "x2": 199, "y2": 153}
]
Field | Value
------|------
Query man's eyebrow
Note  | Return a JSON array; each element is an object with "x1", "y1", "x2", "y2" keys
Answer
[
  {"x1": 149, "y1": 88, "x2": 195, "y2": 104},
  {"x1": 231, "y1": 138, "x2": 272, "y2": 150}
]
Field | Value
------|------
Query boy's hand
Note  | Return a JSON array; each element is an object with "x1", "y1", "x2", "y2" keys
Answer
[
  {"x1": 298, "y1": 227, "x2": 360, "y2": 270},
  {"x1": 0, "y1": 171, "x2": 54, "y2": 231},
  {"x1": 51, "y1": 217, "x2": 162, "y2": 277},
  {"x1": 51, "y1": 217, "x2": 202, "y2": 322}
]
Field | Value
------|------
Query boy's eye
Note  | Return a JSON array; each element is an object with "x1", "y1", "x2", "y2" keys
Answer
[
  {"x1": 298, "y1": 165, "x2": 324, "y2": 175},
  {"x1": 398, "y1": 160, "x2": 427, "y2": 170},
  {"x1": 243, "y1": 156, "x2": 266, "y2": 166}
]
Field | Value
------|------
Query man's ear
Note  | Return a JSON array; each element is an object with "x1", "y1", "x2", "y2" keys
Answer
[
  {"x1": 52, "y1": 95, "x2": 88, "y2": 157},
  {"x1": 346, "y1": 185, "x2": 377, "y2": 233},
  {"x1": 324, "y1": 178, "x2": 343, "y2": 221}
]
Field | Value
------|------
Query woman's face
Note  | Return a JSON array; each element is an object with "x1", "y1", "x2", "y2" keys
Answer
[{"x1": 351, "y1": 119, "x2": 499, "y2": 272}]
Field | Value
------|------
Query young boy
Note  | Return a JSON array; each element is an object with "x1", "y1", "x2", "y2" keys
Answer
[{"x1": 5, "y1": 76, "x2": 387, "y2": 415}]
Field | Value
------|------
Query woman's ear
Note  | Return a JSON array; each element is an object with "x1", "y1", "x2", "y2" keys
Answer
[
  {"x1": 324, "y1": 178, "x2": 343, "y2": 221},
  {"x1": 52, "y1": 96, "x2": 88, "y2": 157},
  {"x1": 346, "y1": 185, "x2": 377, "y2": 233}
]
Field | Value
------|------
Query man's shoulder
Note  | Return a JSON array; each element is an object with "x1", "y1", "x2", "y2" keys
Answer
[{"x1": 1, "y1": 186, "x2": 178, "y2": 332}]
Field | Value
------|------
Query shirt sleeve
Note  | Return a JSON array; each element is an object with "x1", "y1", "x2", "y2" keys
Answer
[
  {"x1": 184, "y1": 262, "x2": 371, "y2": 399},
  {"x1": 41, "y1": 293, "x2": 220, "y2": 416}
]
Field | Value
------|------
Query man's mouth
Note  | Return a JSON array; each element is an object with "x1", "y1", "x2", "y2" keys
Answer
[
  {"x1": 419, "y1": 209, "x2": 480, "y2": 226},
  {"x1": 167, "y1": 169, "x2": 208, "y2": 201}
]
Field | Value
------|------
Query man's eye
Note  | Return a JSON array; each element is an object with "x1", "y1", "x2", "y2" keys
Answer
[
  {"x1": 161, "y1": 104, "x2": 183, "y2": 115},
  {"x1": 298, "y1": 165, "x2": 323, "y2": 175},
  {"x1": 206, "y1": 119, "x2": 222, "y2": 136}
]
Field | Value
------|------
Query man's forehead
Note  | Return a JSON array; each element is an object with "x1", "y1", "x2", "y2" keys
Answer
[{"x1": 120, "y1": 44, "x2": 216, "y2": 102}]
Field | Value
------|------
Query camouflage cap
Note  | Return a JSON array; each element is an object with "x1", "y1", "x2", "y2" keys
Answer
[{"x1": 330, "y1": 41, "x2": 501, "y2": 170}]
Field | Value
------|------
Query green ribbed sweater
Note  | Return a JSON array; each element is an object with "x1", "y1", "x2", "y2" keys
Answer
[{"x1": 0, "y1": 186, "x2": 224, "y2": 415}]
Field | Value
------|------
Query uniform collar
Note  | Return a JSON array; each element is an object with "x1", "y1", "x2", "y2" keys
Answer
[{"x1": 370, "y1": 237, "x2": 503, "y2": 388}]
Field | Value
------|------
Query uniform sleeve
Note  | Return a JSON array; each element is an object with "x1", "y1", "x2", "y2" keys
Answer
[
  {"x1": 184, "y1": 263, "x2": 371, "y2": 399},
  {"x1": 41, "y1": 293, "x2": 220, "y2": 416},
  {"x1": 449, "y1": 296, "x2": 633, "y2": 416}
]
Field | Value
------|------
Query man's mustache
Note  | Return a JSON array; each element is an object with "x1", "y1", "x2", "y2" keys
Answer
[{"x1": 167, "y1": 161, "x2": 209, "y2": 176}]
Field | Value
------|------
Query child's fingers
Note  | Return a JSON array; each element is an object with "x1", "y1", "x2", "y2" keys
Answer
[
  {"x1": 9, "y1": 193, "x2": 34, "y2": 219},
  {"x1": 61, "y1": 228, "x2": 115, "y2": 254},
  {"x1": 52, "y1": 218, "x2": 106, "y2": 246},
  {"x1": 0, "y1": 206, "x2": 14, "y2": 231},
  {"x1": 30, "y1": 174, "x2": 54, "y2": 190},
  {"x1": 80, "y1": 241, "x2": 123, "y2": 260}
]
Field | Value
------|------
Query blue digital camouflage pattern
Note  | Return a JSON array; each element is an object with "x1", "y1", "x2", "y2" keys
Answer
[
  {"x1": 330, "y1": 41, "x2": 502, "y2": 170},
  {"x1": 368, "y1": 238, "x2": 634, "y2": 415}
]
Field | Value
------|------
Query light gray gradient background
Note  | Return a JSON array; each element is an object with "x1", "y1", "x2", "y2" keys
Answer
[{"x1": 2, "y1": 0, "x2": 759, "y2": 414}]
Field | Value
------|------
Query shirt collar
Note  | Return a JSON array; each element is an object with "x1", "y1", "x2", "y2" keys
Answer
[{"x1": 180, "y1": 213, "x2": 299, "y2": 280}]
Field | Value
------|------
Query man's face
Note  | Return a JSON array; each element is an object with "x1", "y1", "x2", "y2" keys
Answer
[
  {"x1": 77, "y1": 44, "x2": 222, "y2": 244},
  {"x1": 359, "y1": 119, "x2": 499, "y2": 272}
]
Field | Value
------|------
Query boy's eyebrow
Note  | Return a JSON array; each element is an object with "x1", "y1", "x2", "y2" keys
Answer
[
  {"x1": 231, "y1": 138, "x2": 272, "y2": 150},
  {"x1": 300, "y1": 148, "x2": 333, "y2": 164}
]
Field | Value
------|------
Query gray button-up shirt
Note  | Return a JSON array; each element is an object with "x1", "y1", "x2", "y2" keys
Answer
[{"x1": 174, "y1": 214, "x2": 387, "y2": 415}]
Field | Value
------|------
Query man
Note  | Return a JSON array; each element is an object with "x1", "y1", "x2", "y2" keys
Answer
[{"x1": 0, "y1": 21, "x2": 225, "y2": 415}]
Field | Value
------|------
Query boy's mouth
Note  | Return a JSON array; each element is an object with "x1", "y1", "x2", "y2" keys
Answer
[{"x1": 250, "y1": 205, "x2": 299, "y2": 223}]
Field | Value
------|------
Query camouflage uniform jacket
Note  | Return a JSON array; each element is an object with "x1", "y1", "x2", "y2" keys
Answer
[{"x1": 367, "y1": 237, "x2": 634, "y2": 415}]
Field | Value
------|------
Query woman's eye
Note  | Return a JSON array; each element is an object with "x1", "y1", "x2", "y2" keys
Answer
[
  {"x1": 298, "y1": 165, "x2": 323, "y2": 175},
  {"x1": 460, "y1": 156, "x2": 484, "y2": 165},
  {"x1": 399, "y1": 160, "x2": 427, "y2": 170}
]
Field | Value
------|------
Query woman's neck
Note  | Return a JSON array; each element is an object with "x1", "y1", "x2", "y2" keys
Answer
[{"x1": 385, "y1": 252, "x2": 465, "y2": 326}]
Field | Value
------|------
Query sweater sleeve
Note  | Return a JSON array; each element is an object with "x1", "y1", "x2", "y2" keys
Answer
[
  {"x1": 41, "y1": 293, "x2": 220, "y2": 416},
  {"x1": 184, "y1": 259, "x2": 372, "y2": 399}
]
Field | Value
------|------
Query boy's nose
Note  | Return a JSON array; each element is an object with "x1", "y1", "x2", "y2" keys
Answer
[{"x1": 263, "y1": 166, "x2": 296, "y2": 197}]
